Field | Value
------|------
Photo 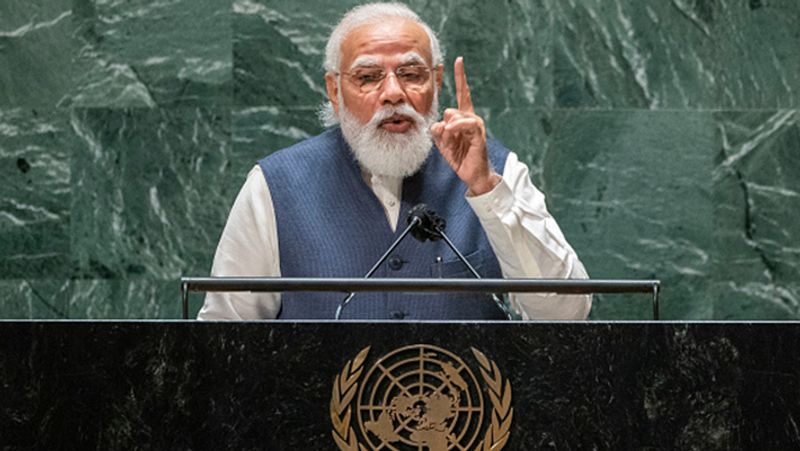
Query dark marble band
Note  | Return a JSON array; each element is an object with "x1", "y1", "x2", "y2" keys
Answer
[{"x1": 1, "y1": 321, "x2": 799, "y2": 449}]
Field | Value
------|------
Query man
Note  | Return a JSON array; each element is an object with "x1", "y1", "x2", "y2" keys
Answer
[{"x1": 198, "y1": 2, "x2": 590, "y2": 320}]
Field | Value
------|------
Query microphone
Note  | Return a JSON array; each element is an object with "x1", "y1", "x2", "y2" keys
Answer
[{"x1": 407, "y1": 204, "x2": 445, "y2": 242}]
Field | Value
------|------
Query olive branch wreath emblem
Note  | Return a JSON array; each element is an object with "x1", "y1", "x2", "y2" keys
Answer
[
  {"x1": 330, "y1": 346, "x2": 371, "y2": 451},
  {"x1": 330, "y1": 346, "x2": 513, "y2": 450}
]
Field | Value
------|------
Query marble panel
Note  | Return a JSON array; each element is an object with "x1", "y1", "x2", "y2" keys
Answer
[
  {"x1": 232, "y1": 0, "x2": 330, "y2": 108},
  {"x1": 0, "y1": 108, "x2": 72, "y2": 279},
  {"x1": 712, "y1": 110, "x2": 800, "y2": 319},
  {"x1": 544, "y1": 110, "x2": 715, "y2": 319},
  {"x1": 0, "y1": 1, "x2": 77, "y2": 107},
  {"x1": 0, "y1": 278, "x2": 187, "y2": 320},
  {"x1": 714, "y1": 0, "x2": 800, "y2": 108},
  {"x1": 232, "y1": 106, "x2": 325, "y2": 160},
  {"x1": 233, "y1": 0, "x2": 552, "y2": 109},
  {"x1": 554, "y1": 0, "x2": 800, "y2": 109},
  {"x1": 67, "y1": 0, "x2": 232, "y2": 108},
  {"x1": 0, "y1": 280, "x2": 71, "y2": 319},
  {"x1": 67, "y1": 279, "x2": 182, "y2": 319},
  {"x1": 433, "y1": 0, "x2": 552, "y2": 109},
  {"x1": 69, "y1": 108, "x2": 231, "y2": 283}
]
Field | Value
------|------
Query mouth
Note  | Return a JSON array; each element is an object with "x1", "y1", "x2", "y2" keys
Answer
[{"x1": 379, "y1": 114, "x2": 414, "y2": 133}]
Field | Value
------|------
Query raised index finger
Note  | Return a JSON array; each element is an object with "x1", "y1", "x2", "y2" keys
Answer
[{"x1": 454, "y1": 56, "x2": 474, "y2": 112}]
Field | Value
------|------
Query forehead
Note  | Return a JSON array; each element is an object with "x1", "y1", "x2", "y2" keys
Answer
[{"x1": 339, "y1": 19, "x2": 432, "y2": 69}]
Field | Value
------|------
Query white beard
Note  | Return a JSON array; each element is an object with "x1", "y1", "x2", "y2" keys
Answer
[{"x1": 338, "y1": 93, "x2": 439, "y2": 178}]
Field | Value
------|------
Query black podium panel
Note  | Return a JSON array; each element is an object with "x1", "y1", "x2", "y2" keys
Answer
[{"x1": 1, "y1": 321, "x2": 799, "y2": 449}]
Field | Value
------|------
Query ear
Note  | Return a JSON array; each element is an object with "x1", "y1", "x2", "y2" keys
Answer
[
  {"x1": 325, "y1": 72, "x2": 340, "y2": 114},
  {"x1": 434, "y1": 63, "x2": 444, "y2": 92}
]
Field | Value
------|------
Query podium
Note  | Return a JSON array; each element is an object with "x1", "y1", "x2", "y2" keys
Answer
[{"x1": 1, "y1": 320, "x2": 799, "y2": 449}]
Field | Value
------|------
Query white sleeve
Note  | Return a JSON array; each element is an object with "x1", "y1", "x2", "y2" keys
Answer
[
  {"x1": 465, "y1": 152, "x2": 592, "y2": 320},
  {"x1": 196, "y1": 165, "x2": 281, "y2": 320}
]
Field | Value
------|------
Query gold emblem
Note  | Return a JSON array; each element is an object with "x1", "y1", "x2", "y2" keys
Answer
[{"x1": 330, "y1": 344, "x2": 513, "y2": 450}]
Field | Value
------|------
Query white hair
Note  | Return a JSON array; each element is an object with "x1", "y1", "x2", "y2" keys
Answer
[{"x1": 319, "y1": 2, "x2": 443, "y2": 127}]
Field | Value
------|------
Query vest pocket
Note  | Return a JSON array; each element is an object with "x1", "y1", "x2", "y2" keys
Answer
[{"x1": 429, "y1": 248, "x2": 491, "y2": 278}]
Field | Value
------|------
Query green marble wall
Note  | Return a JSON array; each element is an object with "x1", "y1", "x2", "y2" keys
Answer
[{"x1": 1, "y1": 0, "x2": 798, "y2": 319}]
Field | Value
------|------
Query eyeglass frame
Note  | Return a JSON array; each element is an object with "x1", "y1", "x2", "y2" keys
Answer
[{"x1": 333, "y1": 63, "x2": 437, "y2": 93}]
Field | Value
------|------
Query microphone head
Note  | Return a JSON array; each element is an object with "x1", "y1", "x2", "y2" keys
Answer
[{"x1": 407, "y1": 204, "x2": 446, "y2": 242}]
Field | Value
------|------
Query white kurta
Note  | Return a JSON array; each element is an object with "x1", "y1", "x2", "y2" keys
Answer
[{"x1": 198, "y1": 151, "x2": 592, "y2": 320}]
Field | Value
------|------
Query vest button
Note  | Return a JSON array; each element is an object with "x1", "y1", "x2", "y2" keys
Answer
[
  {"x1": 391, "y1": 311, "x2": 406, "y2": 319},
  {"x1": 388, "y1": 256, "x2": 404, "y2": 270}
]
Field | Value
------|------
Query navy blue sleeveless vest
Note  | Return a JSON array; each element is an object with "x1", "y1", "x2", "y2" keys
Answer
[{"x1": 259, "y1": 127, "x2": 509, "y2": 320}]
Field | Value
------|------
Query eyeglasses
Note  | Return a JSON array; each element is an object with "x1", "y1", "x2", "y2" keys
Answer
[{"x1": 337, "y1": 65, "x2": 433, "y2": 93}]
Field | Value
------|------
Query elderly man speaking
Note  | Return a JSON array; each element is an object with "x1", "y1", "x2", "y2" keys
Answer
[{"x1": 198, "y1": 2, "x2": 591, "y2": 320}]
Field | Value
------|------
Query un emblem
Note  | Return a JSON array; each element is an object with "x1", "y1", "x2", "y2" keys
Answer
[{"x1": 330, "y1": 344, "x2": 513, "y2": 450}]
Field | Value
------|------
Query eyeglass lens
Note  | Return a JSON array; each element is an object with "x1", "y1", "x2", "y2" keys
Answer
[{"x1": 349, "y1": 66, "x2": 430, "y2": 92}]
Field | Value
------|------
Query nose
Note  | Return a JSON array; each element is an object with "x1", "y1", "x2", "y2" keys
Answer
[{"x1": 378, "y1": 72, "x2": 407, "y2": 105}]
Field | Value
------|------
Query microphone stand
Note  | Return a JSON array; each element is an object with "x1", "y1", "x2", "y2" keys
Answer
[
  {"x1": 334, "y1": 203, "x2": 513, "y2": 320},
  {"x1": 406, "y1": 203, "x2": 513, "y2": 320},
  {"x1": 334, "y1": 216, "x2": 422, "y2": 320}
]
